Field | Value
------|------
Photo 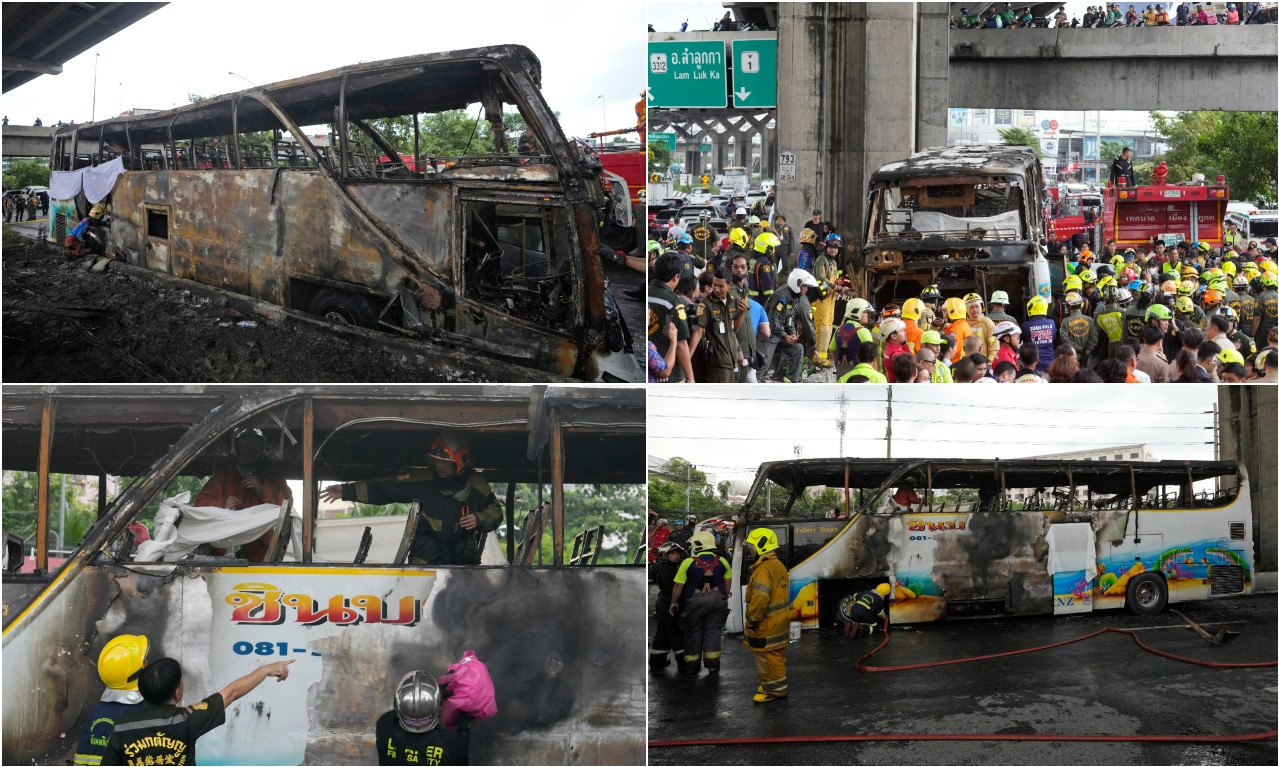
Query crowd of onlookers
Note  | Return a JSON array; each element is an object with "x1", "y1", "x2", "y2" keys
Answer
[
  {"x1": 953, "y1": 2, "x2": 1276, "y2": 28},
  {"x1": 646, "y1": 202, "x2": 1279, "y2": 385},
  {"x1": 2, "y1": 190, "x2": 49, "y2": 223}
]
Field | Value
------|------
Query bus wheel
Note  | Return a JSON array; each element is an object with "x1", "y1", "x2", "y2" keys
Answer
[
  {"x1": 308, "y1": 288, "x2": 378, "y2": 329},
  {"x1": 1125, "y1": 573, "x2": 1167, "y2": 616}
]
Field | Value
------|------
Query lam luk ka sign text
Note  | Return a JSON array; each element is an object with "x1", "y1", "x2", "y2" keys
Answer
[{"x1": 648, "y1": 41, "x2": 727, "y2": 109}]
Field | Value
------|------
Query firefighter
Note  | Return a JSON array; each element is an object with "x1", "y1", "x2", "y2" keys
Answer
[
  {"x1": 669, "y1": 531, "x2": 731, "y2": 675},
  {"x1": 376, "y1": 671, "x2": 470, "y2": 766},
  {"x1": 812, "y1": 234, "x2": 842, "y2": 368},
  {"x1": 743, "y1": 528, "x2": 789, "y2": 703},
  {"x1": 942, "y1": 297, "x2": 973, "y2": 365},
  {"x1": 650, "y1": 542, "x2": 687, "y2": 670},
  {"x1": 963, "y1": 293, "x2": 998, "y2": 358},
  {"x1": 842, "y1": 583, "x2": 892, "y2": 638},
  {"x1": 749, "y1": 233, "x2": 779, "y2": 303},
  {"x1": 74, "y1": 635, "x2": 150, "y2": 766}
]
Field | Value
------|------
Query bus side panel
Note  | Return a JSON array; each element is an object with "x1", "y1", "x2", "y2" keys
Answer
[
  {"x1": 346, "y1": 181, "x2": 454, "y2": 281},
  {"x1": 1093, "y1": 505, "x2": 1254, "y2": 610},
  {"x1": 2, "y1": 566, "x2": 645, "y2": 766}
]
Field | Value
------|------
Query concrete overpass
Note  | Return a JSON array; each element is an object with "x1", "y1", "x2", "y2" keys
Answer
[
  {"x1": 652, "y1": 2, "x2": 1278, "y2": 249},
  {"x1": 1, "y1": 124, "x2": 55, "y2": 158}
]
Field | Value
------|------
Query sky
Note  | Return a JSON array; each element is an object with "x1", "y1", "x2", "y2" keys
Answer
[
  {"x1": 649, "y1": 385, "x2": 1220, "y2": 485},
  {"x1": 2, "y1": 0, "x2": 645, "y2": 141}
]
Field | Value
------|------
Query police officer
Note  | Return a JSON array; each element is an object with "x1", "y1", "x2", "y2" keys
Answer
[
  {"x1": 376, "y1": 671, "x2": 470, "y2": 765},
  {"x1": 841, "y1": 583, "x2": 892, "y2": 638},
  {"x1": 772, "y1": 214, "x2": 793, "y2": 278},
  {"x1": 693, "y1": 266, "x2": 744, "y2": 383},
  {"x1": 646, "y1": 252, "x2": 694, "y2": 382},
  {"x1": 102, "y1": 657, "x2": 294, "y2": 765}
]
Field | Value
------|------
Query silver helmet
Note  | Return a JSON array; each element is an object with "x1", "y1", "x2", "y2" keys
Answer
[{"x1": 394, "y1": 671, "x2": 442, "y2": 733}]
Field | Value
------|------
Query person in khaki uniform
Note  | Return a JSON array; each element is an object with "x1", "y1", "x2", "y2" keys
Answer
[
  {"x1": 744, "y1": 528, "x2": 790, "y2": 703},
  {"x1": 962, "y1": 293, "x2": 999, "y2": 359},
  {"x1": 692, "y1": 266, "x2": 744, "y2": 383}
]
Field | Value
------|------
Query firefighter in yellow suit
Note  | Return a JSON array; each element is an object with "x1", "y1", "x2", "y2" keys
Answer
[{"x1": 743, "y1": 528, "x2": 790, "y2": 703}]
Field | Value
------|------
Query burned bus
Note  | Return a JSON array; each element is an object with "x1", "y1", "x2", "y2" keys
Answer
[
  {"x1": 860, "y1": 145, "x2": 1052, "y2": 310},
  {"x1": 2, "y1": 386, "x2": 645, "y2": 765},
  {"x1": 726, "y1": 458, "x2": 1254, "y2": 634},
  {"x1": 48, "y1": 46, "x2": 640, "y2": 382}
]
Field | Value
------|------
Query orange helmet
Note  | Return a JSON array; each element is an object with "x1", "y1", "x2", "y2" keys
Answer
[
  {"x1": 1202, "y1": 289, "x2": 1223, "y2": 308},
  {"x1": 427, "y1": 434, "x2": 470, "y2": 473}
]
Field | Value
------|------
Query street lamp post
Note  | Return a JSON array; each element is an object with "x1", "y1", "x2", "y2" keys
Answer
[
  {"x1": 598, "y1": 95, "x2": 607, "y2": 150},
  {"x1": 229, "y1": 71, "x2": 257, "y2": 87},
  {"x1": 91, "y1": 52, "x2": 99, "y2": 122}
]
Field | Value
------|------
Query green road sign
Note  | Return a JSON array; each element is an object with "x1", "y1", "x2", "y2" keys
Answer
[
  {"x1": 731, "y1": 39, "x2": 777, "y2": 108},
  {"x1": 648, "y1": 41, "x2": 727, "y2": 108},
  {"x1": 648, "y1": 132, "x2": 676, "y2": 151},
  {"x1": 698, "y1": 142, "x2": 712, "y2": 152}
]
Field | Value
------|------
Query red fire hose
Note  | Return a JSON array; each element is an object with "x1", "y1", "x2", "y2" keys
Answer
[{"x1": 650, "y1": 620, "x2": 1277, "y2": 749}]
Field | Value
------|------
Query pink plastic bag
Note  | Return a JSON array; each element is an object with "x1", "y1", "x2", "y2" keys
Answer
[{"x1": 439, "y1": 650, "x2": 497, "y2": 729}]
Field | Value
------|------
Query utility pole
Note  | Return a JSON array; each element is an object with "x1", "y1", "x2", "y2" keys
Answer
[
  {"x1": 684, "y1": 463, "x2": 692, "y2": 516},
  {"x1": 886, "y1": 386, "x2": 893, "y2": 459},
  {"x1": 58, "y1": 474, "x2": 66, "y2": 550},
  {"x1": 91, "y1": 52, "x2": 100, "y2": 122},
  {"x1": 836, "y1": 390, "x2": 848, "y2": 458}
]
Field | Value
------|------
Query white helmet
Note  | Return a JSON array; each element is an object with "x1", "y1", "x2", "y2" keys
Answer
[
  {"x1": 787, "y1": 268, "x2": 818, "y2": 292},
  {"x1": 844, "y1": 298, "x2": 872, "y2": 321},
  {"x1": 989, "y1": 290, "x2": 1011, "y2": 306},
  {"x1": 879, "y1": 317, "x2": 906, "y2": 337},
  {"x1": 992, "y1": 320, "x2": 1019, "y2": 338}
]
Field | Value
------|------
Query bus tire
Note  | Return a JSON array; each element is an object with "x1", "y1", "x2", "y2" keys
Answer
[
  {"x1": 1125, "y1": 572, "x2": 1167, "y2": 616},
  {"x1": 308, "y1": 288, "x2": 378, "y2": 329}
]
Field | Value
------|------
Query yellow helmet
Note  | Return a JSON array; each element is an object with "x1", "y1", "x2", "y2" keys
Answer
[
  {"x1": 901, "y1": 297, "x2": 924, "y2": 321},
  {"x1": 943, "y1": 296, "x2": 967, "y2": 321},
  {"x1": 1222, "y1": 260, "x2": 1237, "y2": 277},
  {"x1": 753, "y1": 233, "x2": 779, "y2": 255},
  {"x1": 962, "y1": 292, "x2": 983, "y2": 307},
  {"x1": 1176, "y1": 280, "x2": 1194, "y2": 296},
  {"x1": 1078, "y1": 270, "x2": 1097, "y2": 285},
  {"x1": 1180, "y1": 265, "x2": 1199, "y2": 279},
  {"x1": 1096, "y1": 275, "x2": 1117, "y2": 291},
  {"x1": 745, "y1": 527, "x2": 779, "y2": 555},
  {"x1": 1026, "y1": 295, "x2": 1049, "y2": 317},
  {"x1": 1175, "y1": 295, "x2": 1194, "y2": 314},
  {"x1": 98, "y1": 634, "x2": 150, "y2": 691},
  {"x1": 89, "y1": 203, "x2": 107, "y2": 218},
  {"x1": 1063, "y1": 275, "x2": 1083, "y2": 293},
  {"x1": 875, "y1": 583, "x2": 892, "y2": 598},
  {"x1": 799, "y1": 228, "x2": 817, "y2": 244},
  {"x1": 690, "y1": 531, "x2": 717, "y2": 554},
  {"x1": 729, "y1": 228, "x2": 749, "y2": 248}
]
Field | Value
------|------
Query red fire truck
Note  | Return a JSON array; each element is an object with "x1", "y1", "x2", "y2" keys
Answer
[{"x1": 1102, "y1": 163, "x2": 1230, "y2": 250}]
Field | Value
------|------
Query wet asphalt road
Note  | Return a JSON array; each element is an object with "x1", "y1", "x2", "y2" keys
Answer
[{"x1": 649, "y1": 593, "x2": 1277, "y2": 765}]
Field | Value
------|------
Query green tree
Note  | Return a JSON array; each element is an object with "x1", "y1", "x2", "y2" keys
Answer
[
  {"x1": 2, "y1": 472, "x2": 101, "y2": 550},
  {"x1": 1099, "y1": 138, "x2": 1132, "y2": 165},
  {"x1": 2, "y1": 159, "x2": 50, "y2": 192},
  {"x1": 647, "y1": 457, "x2": 730, "y2": 516},
  {"x1": 648, "y1": 140, "x2": 671, "y2": 174},
  {"x1": 997, "y1": 127, "x2": 1040, "y2": 156},
  {"x1": 1149, "y1": 110, "x2": 1278, "y2": 206}
]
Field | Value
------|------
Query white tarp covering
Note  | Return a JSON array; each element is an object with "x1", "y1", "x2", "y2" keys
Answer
[
  {"x1": 888, "y1": 208, "x2": 1021, "y2": 237},
  {"x1": 1044, "y1": 522, "x2": 1098, "y2": 584},
  {"x1": 135, "y1": 491, "x2": 302, "y2": 563},
  {"x1": 47, "y1": 157, "x2": 126, "y2": 204}
]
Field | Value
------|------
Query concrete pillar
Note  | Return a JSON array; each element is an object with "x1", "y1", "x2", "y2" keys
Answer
[
  {"x1": 737, "y1": 135, "x2": 751, "y2": 168},
  {"x1": 1217, "y1": 386, "x2": 1278, "y2": 572},
  {"x1": 762, "y1": 127, "x2": 776, "y2": 179},
  {"x1": 915, "y1": 2, "x2": 950, "y2": 151},
  {"x1": 775, "y1": 2, "x2": 917, "y2": 252}
]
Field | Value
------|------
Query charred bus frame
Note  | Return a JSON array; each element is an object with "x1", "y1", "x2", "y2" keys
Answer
[
  {"x1": 49, "y1": 46, "x2": 640, "y2": 382},
  {"x1": 1, "y1": 385, "x2": 646, "y2": 765},
  {"x1": 860, "y1": 145, "x2": 1052, "y2": 310},
  {"x1": 728, "y1": 458, "x2": 1253, "y2": 633}
]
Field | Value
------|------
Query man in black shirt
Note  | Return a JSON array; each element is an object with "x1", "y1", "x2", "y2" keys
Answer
[
  {"x1": 1110, "y1": 147, "x2": 1136, "y2": 188},
  {"x1": 102, "y1": 657, "x2": 293, "y2": 765},
  {"x1": 377, "y1": 671, "x2": 470, "y2": 766}
]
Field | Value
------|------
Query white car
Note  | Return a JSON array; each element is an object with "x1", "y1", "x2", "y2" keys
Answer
[{"x1": 685, "y1": 188, "x2": 712, "y2": 204}]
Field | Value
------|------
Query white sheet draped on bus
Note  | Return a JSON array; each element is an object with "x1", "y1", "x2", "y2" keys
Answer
[{"x1": 47, "y1": 157, "x2": 125, "y2": 203}]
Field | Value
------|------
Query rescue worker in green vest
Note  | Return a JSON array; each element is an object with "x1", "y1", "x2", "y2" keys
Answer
[
  {"x1": 689, "y1": 209, "x2": 717, "y2": 266},
  {"x1": 1057, "y1": 291, "x2": 1099, "y2": 368},
  {"x1": 74, "y1": 635, "x2": 150, "y2": 766},
  {"x1": 841, "y1": 583, "x2": 892, "y2": 638},
  {"x1": 692, "y1": 266, "x2": 745, "y2": 383},
  {"x1": 1224, "y1": 219, "x2": 1242, "y2": 249},
  {"x1": 102, "y1": 657, "x2": 294, "y2": 766},
  {"x1": 838, "y1": 340, "x2": 888, "y2": 383},
  {"x1": 812, "y1": 234, "x2": 842, "y2": 369},
  {"x1": 647, "y1": 252, "x2": 694, "y2": 382},
  {"x1": 830, "y1": 298, "x2": 875, "y2": 368},
  {"x1": 749, "y1": 233, "x2": 779, "y2": 303},
  {"x1": 762, "y1": 268, "x2": 816, "y2": 382},
  {"x1": 919, "y1": 330, "x2": 954, "y2": 383},
  {"x1": 1094, "y1": 279, "x2": 1125, "y2": 361},
  {"x1": 670, "y1": 531, "x2": 732, "y2": 675},
  {"x1": 743, "y1": 528, "x2": 790, "y2": 703}
]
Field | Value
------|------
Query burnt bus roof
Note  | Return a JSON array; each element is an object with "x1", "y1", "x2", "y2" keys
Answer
[
  {"x1": 1, "y1": 386, "x2": 644, "y2": 484},
  {"x1": 51, "y1": 45, "x2": 544, "y2": 146},
  {"x1": 745, "y1": 457, "x2": 1241, "y2": 510},
  {"x1": 869, "y1": 144, "x2": 1040, "y2": 184}
]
